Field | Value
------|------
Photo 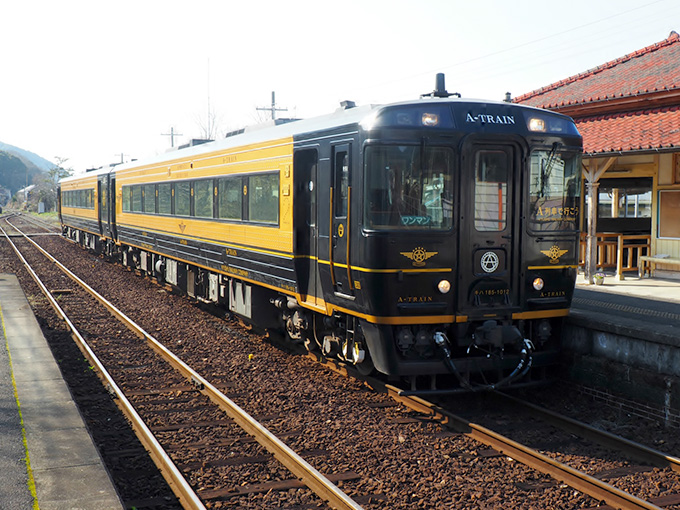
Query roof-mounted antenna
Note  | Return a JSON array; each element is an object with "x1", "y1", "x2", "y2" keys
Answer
[{"x1": 421, "y1": 73, "x2": 461, "y2": 99}]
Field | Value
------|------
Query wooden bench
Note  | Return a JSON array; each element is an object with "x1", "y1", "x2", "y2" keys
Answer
[{"x1": 638, "y1": 255, "x2": 680, "y2": 278}]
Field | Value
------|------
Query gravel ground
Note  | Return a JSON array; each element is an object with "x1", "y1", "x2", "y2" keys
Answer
[{"x1": 2, "y1": 222, "x2": 680, "y2": 509}]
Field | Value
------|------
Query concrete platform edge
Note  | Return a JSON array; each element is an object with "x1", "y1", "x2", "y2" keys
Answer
[{"x1": 0, "y1": 273, "x2": 123, "y2": 510}]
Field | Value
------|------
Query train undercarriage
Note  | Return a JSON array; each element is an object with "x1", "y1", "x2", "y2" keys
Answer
[{"x1": 63, "y1": 227, "x2": 562, "y2": 394}]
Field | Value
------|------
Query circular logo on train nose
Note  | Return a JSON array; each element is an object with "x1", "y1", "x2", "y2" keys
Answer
[{"x1": 481, "y1": 251, "x2": 499, "y2": 273}]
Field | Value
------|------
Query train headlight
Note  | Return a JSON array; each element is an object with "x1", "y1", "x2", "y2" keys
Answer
[
  {"x1": 422, "y1": 112, "x2": 440, "y2": 127},
  {"x1": 528, "y1": 117, "x2": 546, "y2": 132},
  {"x1": 438, "y1": 279, "x2": 451, "y2": 294},
  {"x1": 532, "y1": 277, "x2": 544, "y2": 291}
]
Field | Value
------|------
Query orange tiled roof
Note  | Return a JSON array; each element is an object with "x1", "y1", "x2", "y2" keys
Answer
[
  {"x1": 515, "y1": 31, "x2": 680, "y2": 155},
  {"x1": 577, "y1": 106, "x2": 680, "y2": 155},
  {"x1": 515, "y1": 31, "x2": 680, "y2": 109}
]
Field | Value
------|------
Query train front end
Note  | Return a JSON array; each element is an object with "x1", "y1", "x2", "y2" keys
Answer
[{"x1": 355, "y1": 97, "x2": 582, "y2": 392}]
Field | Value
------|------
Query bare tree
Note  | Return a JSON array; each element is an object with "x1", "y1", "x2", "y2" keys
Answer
[
  {"x1": 29, "y1": 157, "x2": 72, "y2": 212},
  {"x1": 195, "y1": 107, "x2": 221, "y2": 141}
]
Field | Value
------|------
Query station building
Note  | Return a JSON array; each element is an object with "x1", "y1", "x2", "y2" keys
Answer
[{"x1": 516, "y1": 31, "x2": 680, "y2": 279}]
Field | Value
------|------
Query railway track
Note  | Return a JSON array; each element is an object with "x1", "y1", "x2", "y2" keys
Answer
[
  {"x1": 3, "y1": 212, "x2": 680, "y2": 509},
  {"x1": 318, "y1": 355, "x2": 680, "y2": 510},
  {"x1": 1, "y1": 215, "x2": 363, "y2": 509}
]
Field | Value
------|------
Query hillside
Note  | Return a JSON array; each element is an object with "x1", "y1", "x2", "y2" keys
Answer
[
  {"x1": 0, "y1": 142, "x2": 52, "y2": 172},
  {"x1": 0, "y1": 142, "x2": 51, "y2": 203},
  {"x1": 0, "y1": 151, "x2": 41, "y2": 196}
]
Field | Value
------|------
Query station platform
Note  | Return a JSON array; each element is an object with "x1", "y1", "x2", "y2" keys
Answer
[
  {"x1": 0, "y1": 273, "x2": 122, "y2": 509},
  {"x1": 572, "y1": 272, "x2": 680, "y2": 334},
  {"x1": 567, "y1": 272, "x2": 680, "y2": 427}
]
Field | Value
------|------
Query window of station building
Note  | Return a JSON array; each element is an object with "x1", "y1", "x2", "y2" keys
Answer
[
  {"x1": 217, "y1": 177, "x2": 242, "y2": 220},
  {"x1": 158, "y1": 183, "x2": 172, "y2": 215},
  {"x1": 659, "y1": 190, "x2": 680, "y2": 238},
  {"x1": 597, "y1": 179, "x2": 652, "y2": 219},
  {"x1": 248, "y1": 173, "x2": 279, "y2": 224},
  {"x1": 193, "y1": 179, "x2": 213, "y2": 218},
  {"x1": 143, "y1": 184, "x2": 156, "y2": 214},
  {"x1": 175, "y1": 181, "x2": 191, "y2": 216}
]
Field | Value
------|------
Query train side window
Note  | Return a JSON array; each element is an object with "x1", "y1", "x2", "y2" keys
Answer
[
  {"x1": 122, "y1": 185, "x2": 131, "y2": 212},
  {"x1": 158, "y1": 183, "x2": 172, "y2": 215},
  {"x1": 334, "y1": 150, "x2": 349, "y2": 218},
  {"x1": 474, "y1": 150, "x2": 508, "y2": 232},
  {"x1": 131, "y1": 185, "x2": 143, "y2": 212},
  {"x1": 217, "y1": 177, "x2": 242, "y2": 220},
  {"x1": 193, "y1": 179, "x2": 213, "y2": 218},
  {"x1": 248, "y1": 173, "x2": 279, "y2": 224},
  {"x1": 143, "y1": 184, "x2": 156, "y2": 214},
  {"x1": 175, "y1": 181, "x2": 191, "y2": 216}
]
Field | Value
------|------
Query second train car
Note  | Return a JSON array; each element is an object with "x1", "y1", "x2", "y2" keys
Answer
[{"x1": 59, "y1": 76, "x2": 583, "y2": 393}]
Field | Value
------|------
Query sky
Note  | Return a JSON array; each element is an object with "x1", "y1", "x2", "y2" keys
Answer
[{"x1": 1, "y1": 0, "x2": 678, "y2": 174}]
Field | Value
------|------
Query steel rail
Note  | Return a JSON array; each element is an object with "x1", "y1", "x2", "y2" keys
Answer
[
  {"x1": 0, "y1": 222, "x2": 206, "y2": 510},
  {"x1": 493, "y1": 391, "x2": 680, "y2": 473},
  {"x1": 387, "y1": 386, "x2": 663, "y2": 510},
  {"x1": 12, "y1": 212, "x2": 61, "y2": 233},
  {"x1": 313, "y1": 355, "x2": 663, "y2": 510},
  {"x1": 6, "y1": 220, "x2": 364, "y2": 510}
]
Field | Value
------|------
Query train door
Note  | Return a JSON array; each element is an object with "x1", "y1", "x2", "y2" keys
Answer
[
  {"x1": 458, "y1": 142, "x2": 521, "y2": 315},
  {"x1": 293, "y1": 149, "x2": 320, "y2": 305},
  {"x1": 109, "y1": 175, "x2": 117, "y2": 240},
  {"x1": 98, "y1": 173, "x2": 116, "y2": 240},
  {"x1": 98, "y1": 174, "x2": 109, "y2": 237},
  {"x1": 329, "y1": 143, "x2": 354, "y2": 298}
]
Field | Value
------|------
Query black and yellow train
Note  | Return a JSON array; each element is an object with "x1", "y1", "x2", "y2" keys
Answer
[{"x1": 59, "y1": 76, "x2": 582, "y2": 393}]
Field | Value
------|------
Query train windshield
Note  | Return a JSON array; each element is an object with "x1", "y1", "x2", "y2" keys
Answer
[
  {"x1": 528, "y1": 148, "x2": 581, "y2": 231},
  {"x1": 364, "y1": 145, "x2": 454, "y2": 230}
]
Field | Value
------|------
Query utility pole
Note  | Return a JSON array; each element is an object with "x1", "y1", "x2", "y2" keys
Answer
[
  {"x1": 162, "y1": 127, "x2": 183, "y2": 148},
  {"x1": 257, "y1": 91, "x2": 287, "y2": 120}
]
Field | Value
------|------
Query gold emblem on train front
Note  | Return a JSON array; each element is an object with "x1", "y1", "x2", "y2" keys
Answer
[
  {"x1": 540, "y1": 244, "x2": 568, "y2": 264},
  {"x1": 401, "y1": 246, "x2": 438, "y2": 267}
]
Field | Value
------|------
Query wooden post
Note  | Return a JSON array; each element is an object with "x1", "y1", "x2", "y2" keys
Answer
[
  {"x1": 616, "y1": 234, "x2": 624, "y2": 280},
  {"x1": 585, "y1": 181, "x2": 600, "y2": 284},
  {"x1": 582, "y1": 157, "x2": 617, "y2": 284}
]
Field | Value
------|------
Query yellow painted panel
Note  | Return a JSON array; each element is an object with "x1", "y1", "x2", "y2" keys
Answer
[
  {"x1": 62, "y1": 208, "x2": 98, "y2": 221},
  {"x1": 114, "y1": 137, "x2": 294, "y2": 184},
  {"x1": 113, "y1": 136, "x2": 295, "y2": 253},
  {"x1": 117, "y1": 213, "x2": 293, "y2": 254}
]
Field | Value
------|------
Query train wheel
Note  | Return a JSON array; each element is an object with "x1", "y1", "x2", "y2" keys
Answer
[
  {"x1": 303, "y1": 335, "x2": 320, "y2": 353},
  {"x1": 355, "y1": 353, "x2": 375, "y2": 376}
]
